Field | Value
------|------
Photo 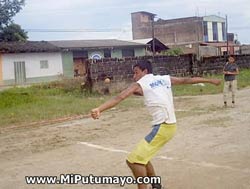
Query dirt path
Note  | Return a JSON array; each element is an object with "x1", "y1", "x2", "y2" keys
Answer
[{"x1": 0, "y1": 88, "x2": 250, "y2": 189}]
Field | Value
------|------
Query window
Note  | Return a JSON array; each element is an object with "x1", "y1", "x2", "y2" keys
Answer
[
  {"x1": 212, "y1": 22, "x2": 218, "y2": 41},
  {"x1": 222, "y1": 22, "x2": 226, "y2": 41},
  {"x1": 203, "y1": 21, "x2": 208, "y2": 42},
  {"x1": 104, "y1": 49, "x2": 111, "y2": 58},
  {"x1": 122, "y1": 49, "x2": 135, "y2": 57},
  {"x1": 73, "y1": 51, "x2": 88, "y2": 58},
  {"x1": 40, "y1": 60, "x2": 49, "y2": 69}
]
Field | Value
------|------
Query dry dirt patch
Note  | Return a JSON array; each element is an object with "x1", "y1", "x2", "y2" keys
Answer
[{"x1": 0, "y1": 88, "x2": 250, "y2": 189}]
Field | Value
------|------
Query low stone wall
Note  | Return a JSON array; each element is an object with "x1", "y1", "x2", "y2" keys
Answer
[
  {"x1": 88, "y1": 54, "x2": 250, "y2": 93},
  {"x1": 196, "y1": 55, "x2": 250, "y2": 76}
]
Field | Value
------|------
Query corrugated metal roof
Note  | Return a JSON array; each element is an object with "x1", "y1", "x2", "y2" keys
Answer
[
  {"x1": 49, "y1": 39, "x2": 146, "y2": 49},
  {"x1": 131, "y1": 38, "x2": 169, "y2": 51},
  {"x1": 131, "y1": 38, "x2": 153, "y2": 44},
  {"x1": 0, "y1": 41, "x2": 61, "y2": 53}
]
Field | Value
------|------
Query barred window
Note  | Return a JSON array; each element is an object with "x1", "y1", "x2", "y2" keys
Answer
[
  {"x1": 122, "y1": 49, "x2": 135, "y2": 57},
  {"x1": 212, "y1": 22, "x2": 218, "y2": 41},
  {"x1": 40, "y1": 60, "x2": 49, "y2": 69}
]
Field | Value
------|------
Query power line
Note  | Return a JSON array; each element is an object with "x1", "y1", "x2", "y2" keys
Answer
[
  {"x1": 24, "y1": 28, "x2": 131, "y2": 33},
  {"x1": 229, "y1": 26, "x2": 250, "y2": 30}
]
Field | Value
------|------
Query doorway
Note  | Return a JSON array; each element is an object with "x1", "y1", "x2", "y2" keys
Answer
[{"x1": 14, "y1": 61, "x2": 26, "y2": 84}]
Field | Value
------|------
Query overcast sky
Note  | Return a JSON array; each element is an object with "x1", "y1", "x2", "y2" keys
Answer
[{"x1": 13, "y1": 0, "x2": 250, "y2": 44}]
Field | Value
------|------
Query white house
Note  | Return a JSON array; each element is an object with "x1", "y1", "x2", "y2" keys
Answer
[
  {"x1": 0, "y1": 41, "x2": 74, "y2": 86},
  {"x1": 0, "y1": 39, "x2": 148, "y2": 85}
]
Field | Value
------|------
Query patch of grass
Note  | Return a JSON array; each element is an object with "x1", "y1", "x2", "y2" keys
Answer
[
  {"x1": 173, "y1": 69, "x2": 250, "y2": 96},
  {"x1": 1, "y1": 69, "x2": 250, "y2": 127},
  {"x1": 173, "y1": 74, "x2": 223, "y2": 96},
  {"x1": 0, "y1": 92, "x2": 105, "y2": 127},
  {"x1": 237, "y1": 69, "x2": 250, "y2": 88},
  {"x1": 0, "y1": 78, "x2": 103, "y2": 127},
  {"x1": 0, "y1": 88, "x2": 36, "y2": 108}
]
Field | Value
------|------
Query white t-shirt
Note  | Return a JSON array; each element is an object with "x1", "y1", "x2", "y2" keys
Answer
[{"x1": 137, "y1": 74, "x2": 176, "y2": 125}]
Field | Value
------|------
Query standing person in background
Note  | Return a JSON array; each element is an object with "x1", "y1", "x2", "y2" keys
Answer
[
  {"x1": 91, "y1": 60, "x2": 221, "y2": 189},
  {"x1": 223, "y1": 56, "x2": 239, "y2": 108}
]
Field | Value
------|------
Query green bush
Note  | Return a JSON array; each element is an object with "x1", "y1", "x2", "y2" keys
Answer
[{"x1": 161, "y1": 47, "x2": 184, "y2": 56}]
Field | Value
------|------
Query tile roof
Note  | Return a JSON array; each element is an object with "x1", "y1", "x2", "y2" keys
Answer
[{"x1": 0, "y1": 41, "x2": 61, "y2": 53}]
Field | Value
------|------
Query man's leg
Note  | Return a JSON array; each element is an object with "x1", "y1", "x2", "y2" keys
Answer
[
  {"x1": 231, "y1": 80, "x2": 237, "y2": 107},
  {"x1": 146, "y1": 161, "x2": 156, "y2": 177},
  {"x1": 146, "y1": 161, "x2": 162, "y2": 189},
  {"x1": 127, "y1": 123, "x2": 176, "y2": 188},
  {"x1": 223, "y1": 81, "x2": 230, "y2": 107},
  {"x1": 126, "y1": 160, "x2": 147, "y2": 189}
]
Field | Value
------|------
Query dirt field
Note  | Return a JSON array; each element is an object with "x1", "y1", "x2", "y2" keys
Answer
[{"x1": 0, "y1": 88, "x2": 250, "y2": 189}]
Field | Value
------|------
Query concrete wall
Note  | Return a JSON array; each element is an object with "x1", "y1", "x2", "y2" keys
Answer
[
  {"x1": 155, "y1": 18, "x2": 203, "y2": 45},
  {"x1": 131, "y1": 12, "x2": 154, "y2": 40},
  {"x1": 199, "y1": 46, "x2": 219, "y2": 57}
]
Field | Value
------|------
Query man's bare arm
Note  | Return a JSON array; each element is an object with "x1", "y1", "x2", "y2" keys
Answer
[
  {"x1": 170, "y1": 76, "x2": 221, "y2": 86},
  {"x1": 91, "y1": 83, "x2": 141, "y2": 119}
]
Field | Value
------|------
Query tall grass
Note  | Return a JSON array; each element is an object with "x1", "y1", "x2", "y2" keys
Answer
[{"x1": 0, "y1": 78, "x2": 101, "y2": 127}]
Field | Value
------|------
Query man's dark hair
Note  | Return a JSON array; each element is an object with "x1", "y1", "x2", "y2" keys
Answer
[
  {"x1": 133, "y1": 60, "x2": 153, "y2": 73},
  {"x1": 228, "y1": 55, "x2": 235, "y2": 59}
]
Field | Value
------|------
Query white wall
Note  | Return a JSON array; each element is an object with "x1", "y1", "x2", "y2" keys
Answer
[
  {"x1": 217, "y1": 22, "x2": 223, "y2": 41},
  {"x1": 3, "y1": 52, "x2": 62, "y2": 80},
  {"x1": 207, "y1": 22, "x2": 213, "y2": 42}
]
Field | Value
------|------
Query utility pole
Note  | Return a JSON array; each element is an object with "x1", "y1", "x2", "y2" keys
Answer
[
  {"x1": 226, "y1": 14, "x2": 229, "y2": 55},
  {"x1": 151, "y1": 14, "x2": 156, "y2": 57}
]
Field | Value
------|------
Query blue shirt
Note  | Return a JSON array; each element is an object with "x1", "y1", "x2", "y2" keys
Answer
[{"x1": 224, "y1": 62, "x2": 238, "y2": 81}]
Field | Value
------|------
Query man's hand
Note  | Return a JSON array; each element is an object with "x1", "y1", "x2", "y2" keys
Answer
[{"x1": 91, "y1": 108, "x2": 101, "y2": 119}]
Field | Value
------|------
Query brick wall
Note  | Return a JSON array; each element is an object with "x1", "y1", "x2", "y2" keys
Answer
[
  {"x1": 88, "y1": 55, "x2": 250, "y2": 93},
  {"x1": 196, "y1": 55, "x2": 250, "y2": 76}
]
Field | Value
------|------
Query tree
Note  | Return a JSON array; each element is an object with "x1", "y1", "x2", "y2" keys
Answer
[
  {"x1": 0, "y1": 23, "x2": 28, "y2": 41},
  {"x1": 0, "y1": 0, "x2": 27, "y2": 41},
  {"x1": 0, "y1": 0, "x2": 25, "y2": 27}
]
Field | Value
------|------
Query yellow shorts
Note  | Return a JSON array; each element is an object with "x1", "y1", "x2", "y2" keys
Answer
[{"x1": 127, "y1": 123, "x2": 176, "y2": 165}]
